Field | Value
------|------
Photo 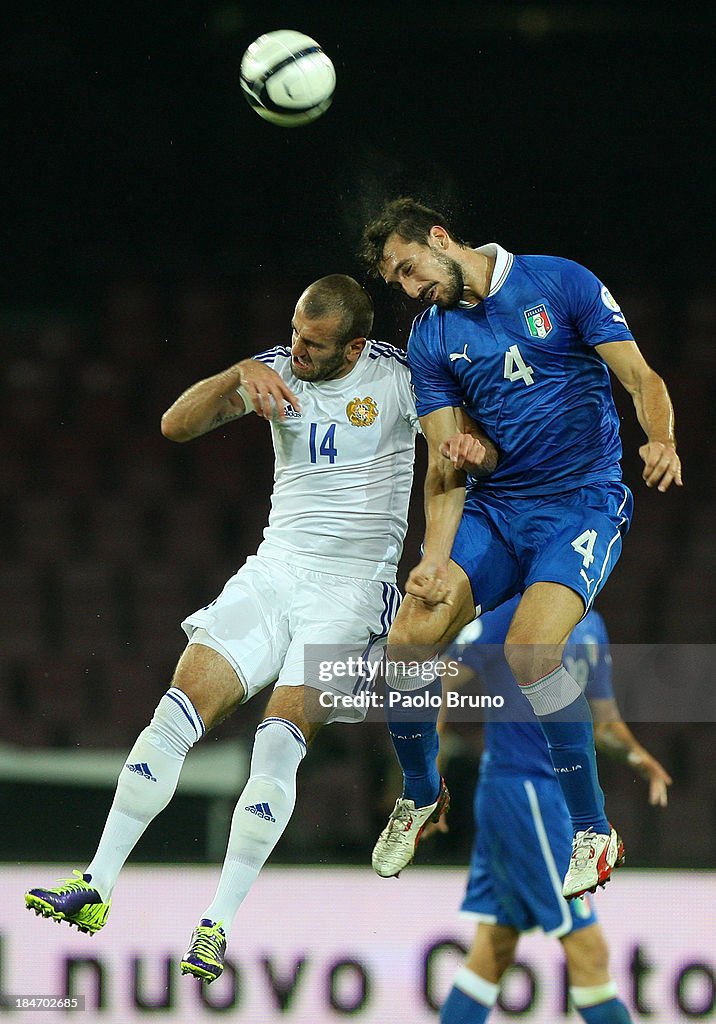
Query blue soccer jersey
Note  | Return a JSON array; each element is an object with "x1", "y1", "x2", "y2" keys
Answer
[
  {"x1": 408, "y1": 245, "x2": 635, "y2": 496},
  {"x1": 451, "y1": 596, "x2": 614, "y2": 778}
]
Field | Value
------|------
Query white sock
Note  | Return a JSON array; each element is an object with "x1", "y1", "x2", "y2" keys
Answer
[
  {"x1": 570, "y1": 981, "x2": 619, "y2": 1008},
  {"x1": 454, "y1": 967, "x2": 500, "y2": 1006},
  {"x1": 85, "y1": 687, "x2": 204, "y2": 900},
  {"x1": 519, "y1": 664, "x2": 583, "y2": 715},
  {"x1": 385, "y1": 657, "x2": 438, "y2": 692},
  {"x1": 202, "y1": 717, "x2": 307, "y2": 935}
]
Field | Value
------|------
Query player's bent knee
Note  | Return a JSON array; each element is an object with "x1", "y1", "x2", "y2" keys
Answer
[
  {"x1": 468, "y1": 924, "x2": 519, "y2": 979},
  {"x1": 503, "y1": 639, "x2": 534, "y2": 682},
  {"x1": 171, "y1": 642, "x2": 247, "y2": 730},
  {"x1": 562, "y1": 924, "x2": 610, "y2": 978},
  {"x1": 388, "y1": 596, "x2": 467, "y2": 652},
  {"x1": 387, "y1": 600, "x2": 431, "y2": 648},
  {"x1": 503, "y1": 637, "x2": 562, "y2": 685},
  {"x1": 264, "y1": 686, "x2": 325, "y2": 743},
  {"x1": 488, "y1": 943, "x2": 517, "y2": 978},
  {"x1": 489, "y1": 930, "x2": 519, "y2": 968}
]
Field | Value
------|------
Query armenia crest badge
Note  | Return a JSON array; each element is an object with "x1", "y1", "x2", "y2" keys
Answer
[{"x1": 346, "y1": 396, "x2": 379, "y2": 427}]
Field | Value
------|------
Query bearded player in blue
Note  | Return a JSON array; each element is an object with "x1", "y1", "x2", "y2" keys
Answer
[
  {"x1": 438, "y1": 597, "x2": 671, "y2": 1024},
  {"x1": 360, "y1": 198, "x2": 682, "y2": 898}
]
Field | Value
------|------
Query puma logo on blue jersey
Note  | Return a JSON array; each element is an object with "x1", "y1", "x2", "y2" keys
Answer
[{"x1": 449, "y1": 344, "x2": 472, "y2": 364}]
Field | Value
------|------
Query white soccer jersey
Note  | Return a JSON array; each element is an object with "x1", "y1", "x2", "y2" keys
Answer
[{"x1": 251, "y1": 340, "x2": 419, "y2": 582}]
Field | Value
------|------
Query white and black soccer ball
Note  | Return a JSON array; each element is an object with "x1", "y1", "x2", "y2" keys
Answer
[{"x1": 240, "y1": 30, "x2": 336, "y2": 127}]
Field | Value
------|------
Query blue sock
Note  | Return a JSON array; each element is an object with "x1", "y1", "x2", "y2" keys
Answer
[
  {"x1": 519, "y1": 666, "x2": 609, "y2": 834},
  {"x1": 441, "y1": 986, "x2": 491, "y2": 1023},
  {"x1": 441, "y1": 969, "x2": 498, "y2": 1023},
  {"x1": 577, "y1": 997, "x2": 632, "y2": 1022},
  {"x1": 538, "y1": 692, "x2": 609, "y2": 834},
  {"x1": 385, "y1": 677, "x2": 441, "y2": 808}
]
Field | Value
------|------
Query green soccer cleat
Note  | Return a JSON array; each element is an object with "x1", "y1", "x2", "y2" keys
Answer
[
  {"x1": 25, "y1": 870, "x2": 111, "y2": 935},
  {"x1": 181, "y1": 919, "x2": 227, "y2": 983}
]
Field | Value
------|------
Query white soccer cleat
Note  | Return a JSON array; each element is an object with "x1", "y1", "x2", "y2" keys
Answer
[
  {"x1": 372, "y1": 779, "x2": 450, "y2": 878},
  {"x1": 562, "y1": 826, "x2": 625, "y2": 900}
]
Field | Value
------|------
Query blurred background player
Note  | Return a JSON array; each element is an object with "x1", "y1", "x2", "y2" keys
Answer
[
  {"x1": 24, "y1": 274, "x2": 497, "y2": 984},
  {"x1": 361, "y1": 198, "x2": 681, "y2": 898},
  {"x1": 437, "y1": 595, "x2": 671, "y2": 1024}
]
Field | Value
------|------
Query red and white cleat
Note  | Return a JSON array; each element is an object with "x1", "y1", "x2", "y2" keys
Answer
[
  {"x1": 371, "y1": 779, "x2": 450, "y2": 878},
  {"x1": 562, "y1": 826, "x2": 625, "y2": 900}
]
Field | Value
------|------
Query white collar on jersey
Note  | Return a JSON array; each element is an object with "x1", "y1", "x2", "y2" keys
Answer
[{"x1": 458, "y1": 242, "x2": 514, "y2": 308}]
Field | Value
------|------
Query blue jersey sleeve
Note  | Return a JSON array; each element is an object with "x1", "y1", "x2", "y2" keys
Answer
[
  {"x1": 407, "y1": 310, "x2": 465, "y2": 417},
  {"x1": 561, "y1": 260, "x2": 635, "y2": 349},
  {"x1": 565, "y1": 610, "x2": 614, "y2": 700}
]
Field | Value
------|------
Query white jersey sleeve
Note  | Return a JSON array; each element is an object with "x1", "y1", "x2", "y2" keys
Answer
[
  {"x1": 254, "y1": 340, "x2": 418, "y2": 582},
  {"x1": 251, "y1": 345, "x2": 293, "y2": 368}
]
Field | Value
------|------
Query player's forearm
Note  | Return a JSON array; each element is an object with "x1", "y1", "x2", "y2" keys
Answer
[
  {"x1": 594, "y1": 720, "x2": 648, "y2": 765},
  {"x1": 161, "y1": 362, "x2": 250, "y2": 442},
  {"x1": 595, "y1": 719, "x2": 672, "y2": 805},
  {"x1": 422, "y1": 462, "x2": 466, "y2": 563},
  {"x1": 629, "y1": 368, "x2": 676, "y2": 446}
]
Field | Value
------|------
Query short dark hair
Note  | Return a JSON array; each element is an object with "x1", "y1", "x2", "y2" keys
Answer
[
  {"x1": 300, "y1": 274, "x2": 374, "y2": 344},
  {"x1": 359, "y1": 197, "x2": 467, "y2": 276}
]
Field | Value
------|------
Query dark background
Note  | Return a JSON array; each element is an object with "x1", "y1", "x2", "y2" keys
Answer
[{"x1": 2, "y1": 1, "x2": 715, "y2": 867}]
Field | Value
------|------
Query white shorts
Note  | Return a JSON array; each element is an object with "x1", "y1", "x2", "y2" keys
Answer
[{"x1": 182, "y1": 555, "x2": 401, "y2": 723}]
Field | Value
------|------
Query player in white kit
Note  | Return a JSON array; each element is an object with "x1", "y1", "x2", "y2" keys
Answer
[{"x1": 25, "y1": 274, "x2": 496, "y2": 984}]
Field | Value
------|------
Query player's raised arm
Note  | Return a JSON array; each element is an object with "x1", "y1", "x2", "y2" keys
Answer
[
  {"x1": 596, "y1": 339, "x2": 682, "y2": 492},
  {"x1": 161, "y1": 358, "x2": 300, "y2": 442},
  {"x1": 406, "y1": 406, "x2": 469, "y2": 607},
  {"x1": 589, "y1": 697, "x2": 673, "y2": 807}
]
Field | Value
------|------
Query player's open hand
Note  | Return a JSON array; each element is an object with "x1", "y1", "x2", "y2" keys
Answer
[
  {"x1": 639, "y1": 441, "x2": 682, "y2": 492},
  {"x1": 239, "y1": 361, "x2": 301, "y2": 420},
  {"x1": 629, "y1": 750, "x2": 673, "y2": 806},
  {"x1": 439, "y1": 432, "x2": 487, "y2": 473},
  {"x1": 406, "y1": 559, "x2": 452, "y2": 607}
]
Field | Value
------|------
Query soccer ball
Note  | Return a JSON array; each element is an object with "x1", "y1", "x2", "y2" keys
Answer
[{"x1": 240, "y1": 30, "x2": 336, "y2": 127}]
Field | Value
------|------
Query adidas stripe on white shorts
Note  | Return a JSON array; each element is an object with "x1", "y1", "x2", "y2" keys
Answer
[{"x1": 182, "y1": 555, "x2": 401, "y2": 723}]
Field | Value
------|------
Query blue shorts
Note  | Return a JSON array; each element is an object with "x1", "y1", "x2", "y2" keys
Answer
[
  {"x1": 451, "y1": 480, "x2": 633, "y2": 614},
  {"x1": 462, "y1": 774, "x2": 597, "y2": 936}
]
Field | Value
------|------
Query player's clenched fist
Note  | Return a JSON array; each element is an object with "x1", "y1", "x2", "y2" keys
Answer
[
  {"x1": 237, "y1": 360, "x2": 301, "y2": 420},
  {"x1": 406, "y1": 559, "x2": 453, "y2": 607},
  {"x1": 439, "y1": 431, "x2": 488, "y2": 473}
]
